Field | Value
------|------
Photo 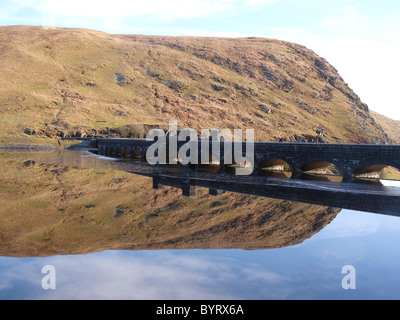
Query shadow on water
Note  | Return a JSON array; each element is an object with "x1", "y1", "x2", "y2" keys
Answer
[{"x1": 0, "y1": 149, "x2": 399, "y2": 257}]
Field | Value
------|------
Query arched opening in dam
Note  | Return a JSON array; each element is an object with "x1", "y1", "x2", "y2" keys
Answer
[
  {"x1": 197, "y1": 153, "x2": 221, "y2": 174},
  {"x1": 109, "y1": 146, "x2": 115, "y2": 156},
  {"x1": 123, "y1": 147, "x2": 131, "y2": 158},
  {"x1": 354, "y1": 164, "x2": 400, "y2": 182},
  {"x1": 256, "y1": 158, "x2": 293, "y2": 179},
  {"x1": 300, "y1": 161, "x2": 343, "y2": 183},
  {"x1": 132, "y1": 148, "x2": 142, "y2": 159},
  {"x1": 115, "y1": 147, "x2": 123, "y2": 157}
]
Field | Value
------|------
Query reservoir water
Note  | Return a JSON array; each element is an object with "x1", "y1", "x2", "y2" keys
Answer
[{"x1": 0, "y1": 149, "x2": 400, "y2": 300}]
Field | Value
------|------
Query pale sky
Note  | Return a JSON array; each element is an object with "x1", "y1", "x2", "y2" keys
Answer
[{"x1": 1, "y1": 0, "x2": 399, "y2": 120}]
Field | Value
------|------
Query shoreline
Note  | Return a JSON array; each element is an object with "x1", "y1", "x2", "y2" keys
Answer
[
  {"x1": 0, "y1": 140, "x2": 94, "y2": 151},
  {"x1": 0, "y1": 144, "x2": 63, "y2": 151}
]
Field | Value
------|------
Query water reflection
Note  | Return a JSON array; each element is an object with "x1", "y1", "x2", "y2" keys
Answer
[
  {"x1": 0, "y1": 149, "x2": 399, "y2": 259},
  {"x1": 0, "y1": 150, "x2": 342, "y2": 257},
  {"x1": 2, "y1": 208, "x2": 400, "y2": 300},
  {"x1": 1, "y1": 149, "x2": 400, "y2": 299},
  {"x1": 258, "y1": 169, "x2": 293, "y2": 179},
  {"x1": 299, "y1": 173, "x2": 343, "y2": 183}
]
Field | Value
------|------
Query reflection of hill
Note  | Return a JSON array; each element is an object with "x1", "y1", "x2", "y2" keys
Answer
[{"x1": 0, "y1": 152, "x2": 340, "y2": 257}]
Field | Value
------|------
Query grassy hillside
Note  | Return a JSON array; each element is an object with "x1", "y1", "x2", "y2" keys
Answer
[
  {"x1": 372, "y1": 111, "x2": 400, "y2": 143},
  {"x1": 0, "y1": 25, "x2": 399, "y2": 145}
]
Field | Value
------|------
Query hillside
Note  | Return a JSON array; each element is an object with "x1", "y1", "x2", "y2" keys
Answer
[
  {"x1": 0, "y1": 25, "x2": 399, "y2": 145},
  {"x1": 371, "y1": 111, "x2": 400, "y2": 143}
]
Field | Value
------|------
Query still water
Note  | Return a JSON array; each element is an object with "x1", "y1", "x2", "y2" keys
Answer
[{"x1": 0, "y1": 149, "x2": 400, "y2": 300}]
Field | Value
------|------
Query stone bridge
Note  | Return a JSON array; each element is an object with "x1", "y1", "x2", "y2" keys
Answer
[{"x1": 93, "y1": 138, "x2": 400, "y2": 182}]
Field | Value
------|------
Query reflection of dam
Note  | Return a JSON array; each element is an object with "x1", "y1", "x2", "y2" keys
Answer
[{"x1": 129, "y1": 167, "x2": 400, "y2": 217}]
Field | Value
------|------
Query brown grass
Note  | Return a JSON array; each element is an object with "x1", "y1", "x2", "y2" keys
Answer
[{"x1": 0, "y1": 25, "x2": 398, "y2": 145}]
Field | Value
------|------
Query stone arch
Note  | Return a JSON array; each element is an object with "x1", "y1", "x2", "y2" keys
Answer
[
  {"x1": 115, "y1": 146, "x2": 122, "y2": 157},
  {"x1": 198, "y1": 153, "x2": 221, "y2": 174},
  {"x1": 123, "y1": 147, "x2": 131, "y2": 158},
  {"x1": 132, "y1": 148, "x2": 142, "y2": 159},
  {"x1": 256, "y1": 158, "x2": 293, "y2": 179},
  {"x1": 299, "y1": 160, "x2": 343, "y2": 182},
  {"x1": 354, "y1": 160, "x2": 400, "y2": 180},
  {"x1": 109, "y1": 146, "x2": 115, "y2": 156}
]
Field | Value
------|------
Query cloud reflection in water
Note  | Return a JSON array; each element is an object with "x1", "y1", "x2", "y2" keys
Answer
[
  {"x1": 0, "y1": 250, "x2": 293, "y2": 300},
  {"x1": 3, "y1": 207, "x2": 400, "y2": 300}
]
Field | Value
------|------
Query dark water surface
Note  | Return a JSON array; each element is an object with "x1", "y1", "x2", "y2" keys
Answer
[{"x1": 0, "y1": 149, "x2": 400, "y2": 300}]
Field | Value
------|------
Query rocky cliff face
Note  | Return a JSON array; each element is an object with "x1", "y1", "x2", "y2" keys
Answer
[{"x1": 0, "y1": 25, "x2": 398, "y2": 145}]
